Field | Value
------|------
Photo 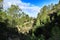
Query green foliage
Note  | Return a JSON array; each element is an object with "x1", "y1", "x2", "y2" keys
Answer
[
  {"x1": 32, "y1": 1, "x2": 60, "y2": 40},
  {"x1": 0, "y1": 0, "x2": 3, "y2": 2},
  {"x1": 0, "y1": 0, "x2": 60, "y2": 40}
]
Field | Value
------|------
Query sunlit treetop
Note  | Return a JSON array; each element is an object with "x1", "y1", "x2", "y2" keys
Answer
[{"x1": 0, "y1": 0, "x2": 3, "y2": 2}]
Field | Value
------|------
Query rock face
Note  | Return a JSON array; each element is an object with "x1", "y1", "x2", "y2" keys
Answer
[{"x1": 16, "y1": 20, "x2": 34, "y2": 34}]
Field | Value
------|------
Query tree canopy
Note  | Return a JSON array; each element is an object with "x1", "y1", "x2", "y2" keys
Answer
[{"x1": 0, "y1": 0, "x2": 60, "y2": 40}]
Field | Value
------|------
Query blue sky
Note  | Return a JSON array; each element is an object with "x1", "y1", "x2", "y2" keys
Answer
[
  {"x1": 4, "y1": 0, "x2": 59, "y2": 17},
  {"x1": 21, "y1": 0, "x2": 59, "y2": 7}
]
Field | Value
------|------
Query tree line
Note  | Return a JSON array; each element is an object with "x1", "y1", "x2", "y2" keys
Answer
[{"x1": 0, "y1": 0, "x2": 60, "y2": 40}]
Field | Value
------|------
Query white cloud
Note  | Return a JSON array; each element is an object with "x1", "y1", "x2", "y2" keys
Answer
[{"x1": 3, "y1": 0, "x2": 40, "y2": 17}]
